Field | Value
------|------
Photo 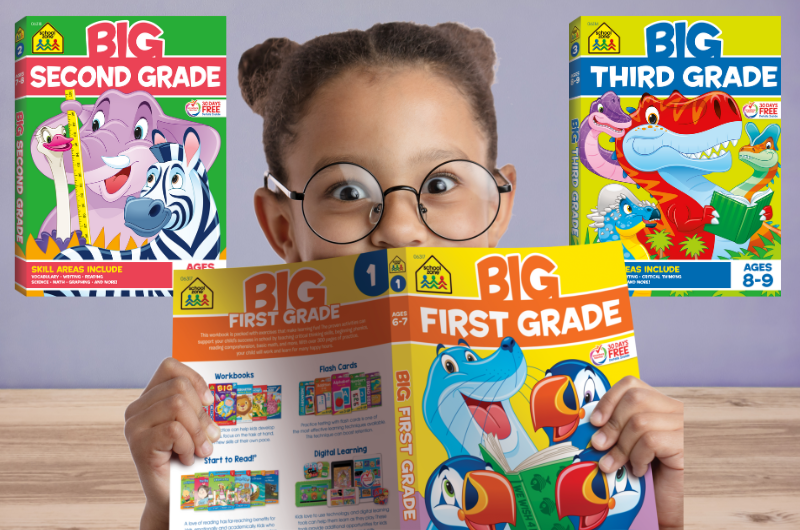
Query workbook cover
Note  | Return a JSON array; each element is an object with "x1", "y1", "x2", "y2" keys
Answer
[
  {"x1": 169, "y1": 244, "x2": 658, "y2": 529},
  {"x1": 14, "y1": 16, "x2": 227, "y2": 297},
  {"x1": 569, "y1": 16, "x2": 781, "y2": 296}
]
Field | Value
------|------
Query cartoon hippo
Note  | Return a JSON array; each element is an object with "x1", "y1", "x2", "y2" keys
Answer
[
  {"x1": 31, "y1": 89, "x2": 220, "y2": 248},
  {"x1": 422, "y1": 338, "x2": 537, "y2": 470}
]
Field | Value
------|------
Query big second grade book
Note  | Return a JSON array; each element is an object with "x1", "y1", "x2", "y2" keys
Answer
[
  {"x1": 568, "y1": 16, "x2": 781, "y2": 296},
  {"x1": 169, "y1": 243, "x2": 659, "y2": 530},
  {"x1": 14, "y1": 16, "x2": 227, "y2": 297}
]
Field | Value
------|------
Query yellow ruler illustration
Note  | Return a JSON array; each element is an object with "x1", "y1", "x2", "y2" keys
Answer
[{"x1": 64, "y1": 89, "x2": 91, "y2": 242}]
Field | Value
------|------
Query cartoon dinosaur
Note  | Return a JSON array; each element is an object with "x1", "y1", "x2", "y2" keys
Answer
[
  {"x1": 730, "y1": 122, "x2": 781, "y2": 201},
  {"x1": 31, "y1": 89, "x2": 220, "y2": 249},
  {"x1": 422, "y1": 338, "x2": 537, "y2": 470},
  {"x1": 587, "y1": 184, "x2": 661, "y2": 260},
  {"x1": 578, "y1": 91, "x2": 632, "y2": 183},
  {"x1": 615, "y1": 90, "x2": 773, "y2": 259}
]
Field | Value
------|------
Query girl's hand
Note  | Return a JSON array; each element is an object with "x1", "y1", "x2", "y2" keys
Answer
[
  {"x1": 589, "y1": 376, "x2": 684, "y2": 530},
  {"x1": 124, "y1": 358, "x2": 221, "y2": 530}
]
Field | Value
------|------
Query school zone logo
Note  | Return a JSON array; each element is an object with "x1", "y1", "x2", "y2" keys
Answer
[{"x1": 181, "y1": 278, "x2": 213, "y2": 310}]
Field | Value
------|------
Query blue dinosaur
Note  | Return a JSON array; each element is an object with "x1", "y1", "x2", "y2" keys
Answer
[{"x1": 587, "y1": 184, "x2": 661, "y2": 260}]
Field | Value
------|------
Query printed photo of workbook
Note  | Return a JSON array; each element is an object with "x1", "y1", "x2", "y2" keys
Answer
[
  {"x1": 169, "y1": 243, "x2": 658, "y2": 529},
  {"x1": 568, "y1": 16, "x2": 781, "y2": 296},
  {"x1": 14, "y1": 16, "x2": 227, "y2": 297}
]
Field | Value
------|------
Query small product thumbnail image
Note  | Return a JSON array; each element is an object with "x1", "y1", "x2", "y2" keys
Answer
[
  {"x1": 181, "y1": 470, "x2": 278, "y2": 510},
  {"x1": 296, "y1": 455, "x2": 388, "y2": 507},
  {"x1": 207, "y1": 383, "x2": 281, "y2": 426},
  {"x1": 299, "y1": 372, "x2": 380, "y2": 416}
]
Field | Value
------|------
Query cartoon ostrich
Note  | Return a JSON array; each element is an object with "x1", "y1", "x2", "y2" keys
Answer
[{"x1": 34, "y1": 125, "x2": 73, "y2": 243}]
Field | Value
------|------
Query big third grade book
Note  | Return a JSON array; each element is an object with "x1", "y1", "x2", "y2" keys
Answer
[{"x1": 569, "y1": 17, "x2": 781, "y2": 296}]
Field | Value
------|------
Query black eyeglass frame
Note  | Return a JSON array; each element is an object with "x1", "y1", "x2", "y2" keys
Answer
[{"x1": 265, "y1": 159, "x2": 513, "y2": 245}]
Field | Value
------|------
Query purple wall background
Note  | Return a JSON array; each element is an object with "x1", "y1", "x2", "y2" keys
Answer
[{"x1": 1, "y1": 0, "x2": 797, "y2": 389}]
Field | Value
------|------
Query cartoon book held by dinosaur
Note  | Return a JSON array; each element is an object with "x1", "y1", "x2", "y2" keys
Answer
[
  {"x1": 479, "y1": 435, "x2": 581, "y2": 530},
  {"x1": 569, "y1": 16, "x2": 781, "y2": 296},
  {"x1": 169, "y1": 244, "x2": 659, "y2": 529},
  {"x1": 14, "y1": 16, "x2": 227, "y2": 297},
  {"x1": 706, "y1": 189, "x2": 774, "y2": 245}
]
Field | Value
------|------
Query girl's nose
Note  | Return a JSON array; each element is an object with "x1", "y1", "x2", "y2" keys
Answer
[{"x1": 369, "y1": 190, "x2": 429, "y2": 249}]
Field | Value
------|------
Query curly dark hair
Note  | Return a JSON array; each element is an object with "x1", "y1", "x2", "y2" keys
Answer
[{"x1": 238, "y1": 22, "x2": 499, "y2": 184}]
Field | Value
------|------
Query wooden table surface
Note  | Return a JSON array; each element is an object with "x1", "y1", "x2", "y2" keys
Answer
[{"x1": 0, "y1": 388, "x2": 798, "y2": 529}]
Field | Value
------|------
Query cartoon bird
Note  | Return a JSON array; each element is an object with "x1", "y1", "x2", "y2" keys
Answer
[
  {"x1": 35, "y1": 125, "x2": 73, "y2": 242},
  {"x1": 530, "y1": 361, "x2": 611, "y2": 449},
  {"x1": 555, "y1": 448, "x2": 645, "y2": 530},
  {"x1": 424, "y1": 455, "x2": 516, "y2": 530}
]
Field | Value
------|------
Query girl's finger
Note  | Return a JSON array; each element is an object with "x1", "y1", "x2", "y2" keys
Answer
[
  {"x1": 590, "y1": 375, "x2": 649, "y2": 427},
  {"x1": 628, "y1": 429, "x2": 684, "y2": 478},
  {"x1": 140, "y1": 357, "x2": 213, "y2": 406},
  {"x1": 129, "y1": 394, "x2": 217, "y2": 459},
  {"x1": 591, "y1": 386, "x2": 682, "y2": 451}
]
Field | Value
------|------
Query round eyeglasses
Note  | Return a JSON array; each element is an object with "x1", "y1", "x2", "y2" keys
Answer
[{"x1": 265, "y1": 160, "x2": 512, "y2": 245}]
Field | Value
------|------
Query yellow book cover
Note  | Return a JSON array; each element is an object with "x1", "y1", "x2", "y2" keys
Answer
[
  {"x1": 169, "y1": 243, "x2": 658, "y2": 529},
  {"x1": 569, "y1": 16, "x2": 781, "y2": 297}
]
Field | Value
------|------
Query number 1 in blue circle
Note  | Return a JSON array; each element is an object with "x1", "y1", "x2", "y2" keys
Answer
[{"x1": 391, "y1": 275, "x2": 406, "y2": 293}]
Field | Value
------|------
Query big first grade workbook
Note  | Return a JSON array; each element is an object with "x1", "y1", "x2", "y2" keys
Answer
[
  {"x1": 568, "y1": 17, "x2": 781, "y2": 296},
  {"x1": 170, "y1": 243, "x2": 659, "y2": 530},
  {"x1": 14, "y1": 16, "x2": 226, "y2": 297}
]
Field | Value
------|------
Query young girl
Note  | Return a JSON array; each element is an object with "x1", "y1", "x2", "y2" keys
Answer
[{"x1": 124, "y1": 22, "x2": 684, "y2": 530}]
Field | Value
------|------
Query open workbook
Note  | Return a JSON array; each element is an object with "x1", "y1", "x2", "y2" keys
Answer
[{"x1": 169, "y1": 243, "x2": 658, "y2": 530}]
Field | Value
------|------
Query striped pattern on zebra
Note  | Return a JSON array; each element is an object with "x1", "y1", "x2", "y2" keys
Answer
[{"x1": 45, "y1": 127, "x2": 219, "y2": 297}]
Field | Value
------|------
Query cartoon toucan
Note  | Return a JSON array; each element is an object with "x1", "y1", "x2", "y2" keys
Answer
[
  {"x1": 554, "y1": 448, "x2": 645, "y2": 530},
  {"x1": 424, "y1": 455, "x2": 517, "y2": 530},
  {"x1": 530, "y1": 361, "x2": 611, "y2": 448}
]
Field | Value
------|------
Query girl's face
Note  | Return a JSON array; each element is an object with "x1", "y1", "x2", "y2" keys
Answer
[{"x1": 256, "y1": 67, "x2": 517, "y2": 263}]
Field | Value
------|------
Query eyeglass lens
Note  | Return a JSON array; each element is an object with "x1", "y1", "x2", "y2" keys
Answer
[{"x1": 301, "y1": 161, "x2": 500, "y2": 244}]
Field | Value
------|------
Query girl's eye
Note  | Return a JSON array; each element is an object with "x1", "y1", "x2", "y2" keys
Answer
[
  {"x1": 92, "y1": 110, "x2": 105, "y2": 132},
  {"x1": 424, "y1": 175, "x2": 457, "y2": 195},
  {"x1": 441, "y1": 354, "x2": 459, "y2": 374},
  {"x1": 597, "y1": 103, "x2": 604, "y2": 113},
  {"x1": 623, "y1": 204, "x2": 633, "y2": 214},
  {"x1": 645, "y1": 106, "x2": 659, "y2": 125},
  {"x1": 171, "y1": 173, "x2": 183, "y2": 188},
  {"x1": 134, "y1": 117, "x2": 148, "y2": 141},
  {"x1": 331, "y1": 183, "x2": 368, "y2": 201},
  {"x1": 465, "y1": 352, "x2": 477, "y2": 362}
]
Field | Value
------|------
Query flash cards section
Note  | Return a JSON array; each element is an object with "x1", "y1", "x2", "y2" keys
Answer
[{"x1": 169, "y1": 348, "x2": 398, "y2": 529}]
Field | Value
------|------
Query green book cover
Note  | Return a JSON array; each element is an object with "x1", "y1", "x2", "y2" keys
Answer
[
  {"x1": 706, "y1": 189, "x2": 773, "y2": 245},
  {"x1": 480, "y1": 435, "x2": 580, "y2": 530},
  {"x1": 350, "y1": 373, "x2": 367, "y2": 412}
]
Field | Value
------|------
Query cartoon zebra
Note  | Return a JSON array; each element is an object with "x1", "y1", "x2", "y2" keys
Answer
[{"x1": 45, "y1": 127, "x2": 220, "y2": 297}]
